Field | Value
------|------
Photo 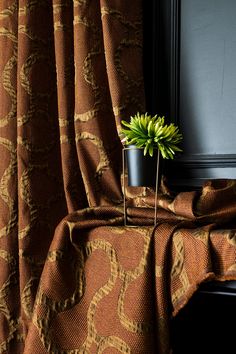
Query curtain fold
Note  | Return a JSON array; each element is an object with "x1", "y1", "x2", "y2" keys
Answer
[
  {"x1": 2, "y1": 1, "x2": 235, "y2": 353},
  {"x1": 23, "y1": 180, "x2": 236, "y2": 353},
  {"x1": 0, "y1": 0, "x2": 145, "y2": 352}
]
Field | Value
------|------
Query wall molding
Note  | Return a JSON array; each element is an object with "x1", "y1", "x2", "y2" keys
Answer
[{"x1": 172, "y1": 154, "x2": 236, "y2": 168}]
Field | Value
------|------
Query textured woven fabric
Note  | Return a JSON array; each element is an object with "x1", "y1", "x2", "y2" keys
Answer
[
  {"x1": 0, "y1": 0, "x2": 144, "y2": 352},
  {"x1": 24, "y1": 179, "x2": 236, "y2": 353},
  {"x1": 0, "y1": 1, "x2": 236, "y2": 353}
]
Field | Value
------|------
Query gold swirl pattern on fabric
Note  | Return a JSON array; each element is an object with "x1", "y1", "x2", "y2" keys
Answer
[
  {"x1": 74, "y1": 109, "x2": 100, "y2": 123},
  {"x1": 1, "y1": 1, "x2": 236, "y2": 353},
  {"x1": 31, "y1": 224, "x2": 155, "y2": 353},
  {"x1": 19, "y1": 251, "x2": 45, "y2": 319},
  {"x1": 0, "y1": 138, "x2": 17, "y2": 239},
  {"x1": 76, "y1": 132, "x2": 110, "y2": 179},
  {"x1": 171, "y1": 231, "x2": 190, "y2": 306},
  {"x1": 17, "y1": 53, "x2": 54, "y2": 127},
  {"x1": 60, "y1": 134, "x2": 75, "y2": 145},
  {"x1": 0, "y1": 249, "x2": 20, "y2": 352},
  {"x1": 117, "y1": 228, "x2": 153, "y2": 334},
  {"x1": 53, "y1": 1, "x2": 72, "y2": 15},
  {"x1": 18, "y1": 25, "x2": 52, "y2": 44},
  {"x1": 73, "y1": 14, "x2": 104, "y2": 123},
  {"x1": 101, "y1": 7, "x2": 140, "y2": 28},
  {"x1": 228, "y1": 264, "x2": 236, "y2": 272},
  {"x1": 225, "y1": 229, "x2": 236, "y2": 247},
  {"x1": 74, "y1": 0, "x2": 88, "y2": 6},
  {"x1": 0, "y1": 1, "x2": 18, "y2": 19},
  {"x1": 0, "y1": 30, "x2": 17, "y2": 128},
  {"x1": 112, "y1": 104, "x2": 126, "y2": 117},
  {"x1": 155, "y1": 265, "x2": 163, "y2": 278},
  {"x1": 58, "y1": 117, "x2": 73, "y2": 128},
  {"x1": 192, "y1": 227, "x2": 210, "y2": 246}
]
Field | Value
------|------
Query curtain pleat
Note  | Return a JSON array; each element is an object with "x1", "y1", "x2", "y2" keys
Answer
[
  {"x1": 16, "y1": 0, "x2": 68, "y2": 344},
  {"x1": 0, "y1": 1, "x2": 21, "y2": 352},
  {"x1": 0, "y1": 0, "x2": 145, "y2": 351}
]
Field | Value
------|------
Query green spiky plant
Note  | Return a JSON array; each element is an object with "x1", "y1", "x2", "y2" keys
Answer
[{"x1": 120, "y1": 112, "x2": 183, "y2": 159}]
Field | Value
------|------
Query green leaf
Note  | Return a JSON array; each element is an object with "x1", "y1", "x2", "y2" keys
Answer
[{"x1": 120, "y1": 112, "x2": 183, "y2": 158}]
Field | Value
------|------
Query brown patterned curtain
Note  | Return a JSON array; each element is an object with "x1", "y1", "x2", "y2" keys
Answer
[{"x1": 0, "y1": 0, "x2": 145, "y2": 352}]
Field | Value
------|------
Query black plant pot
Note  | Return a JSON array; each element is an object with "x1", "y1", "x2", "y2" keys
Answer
[{"x1": 124, "y1": 145, "x2": 160, "y2": 187}]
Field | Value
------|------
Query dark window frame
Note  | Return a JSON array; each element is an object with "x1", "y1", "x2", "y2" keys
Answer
[{"x1": 143, "y1": 0, "x2": 236, "y2": 189}]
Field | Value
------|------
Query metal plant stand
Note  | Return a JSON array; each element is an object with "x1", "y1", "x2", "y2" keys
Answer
[{"x1": 122, "y1": 147, "x2": 160, "y2": 226}]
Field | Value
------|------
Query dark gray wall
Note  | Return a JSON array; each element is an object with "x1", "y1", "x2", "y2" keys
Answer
[
  {"x1": 180, "y1": 0, "x2": 236, "y2": 155},
  {"x1": 144, "y1": 0, "x2": 236, "y2": 187}
]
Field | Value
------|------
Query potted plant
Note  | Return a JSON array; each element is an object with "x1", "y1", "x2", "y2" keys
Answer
[{"x1": 120, "y1": 112, "x2": 183, "y2": 187}]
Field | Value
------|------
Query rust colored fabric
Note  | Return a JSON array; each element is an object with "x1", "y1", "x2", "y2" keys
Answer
[
  {"x1": 22, "y1": 179, "x2": 236, "y2": 354},
  {"x1": 0, "y1": 1, "x2": 236, "y2": 354},
  {"x1": 0, "y1": 0, "x2": 144, "y2": 352}
]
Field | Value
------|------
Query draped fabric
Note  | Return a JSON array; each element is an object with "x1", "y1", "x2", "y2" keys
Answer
[
  {"x1": 0, "y1": 0, "x2": 145, "y2": 352},
  {"x1": 0, "y1": 1, "x2": 236, "y2": 354},
  {"x1": 24, "y1": 179, "x2": 236, "y2": 353}
]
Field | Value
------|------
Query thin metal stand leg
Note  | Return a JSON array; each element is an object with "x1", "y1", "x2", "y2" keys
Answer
[
  {"x1": 122, "y1": 148, "x2": 127, "y2": 226},
  {"x1": 154, "y1": 150, "x2": 160, "y2": 225}
]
